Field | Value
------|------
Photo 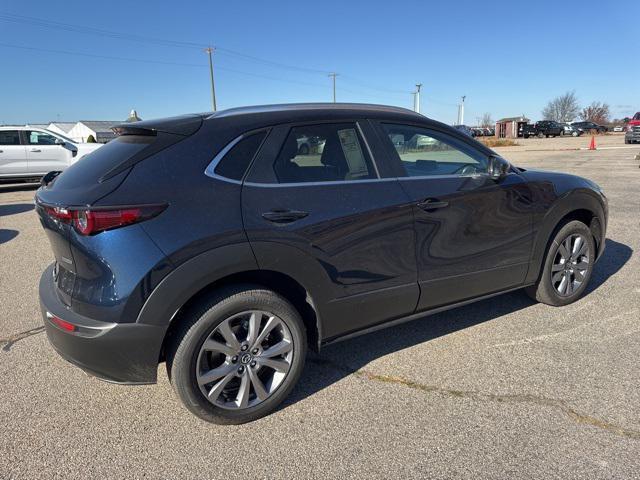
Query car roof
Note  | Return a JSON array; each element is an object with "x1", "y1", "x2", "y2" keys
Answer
[
  {"x1": 200, "y1": 102, "x2": 444, "y2": 134},
  {"x1": 207, "y1": 102, "x2": 423, "y2": 120}
]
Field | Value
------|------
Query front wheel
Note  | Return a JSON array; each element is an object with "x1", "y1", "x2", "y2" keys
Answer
[
  {"x1": 168, "y1": 285, "x2": 307, "y2": 424},
  {"x1": 526, "y1": 220, "x2": 595, "y2": 306}
]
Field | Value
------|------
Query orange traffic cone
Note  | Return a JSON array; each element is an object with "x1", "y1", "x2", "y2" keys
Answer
[{"x1": 589, "y1": 136, "x2": 596, "y2": 150}]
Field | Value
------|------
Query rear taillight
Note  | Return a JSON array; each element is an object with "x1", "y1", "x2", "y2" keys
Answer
[{"x1": 43, "y1": 204, "x2": 166, "y2": 235}]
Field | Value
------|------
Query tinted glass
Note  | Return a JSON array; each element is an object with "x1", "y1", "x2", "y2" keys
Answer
[
  {"x1": 52, "y1": 135, "x2": 153, "y2": 189},
  {"x1": 0, "y1": 130, "x2": 20, "y2": 145},
  {"x1": 381, "y1": 124, "x2": 487, "y2": 177},
  {"x1": 26, "y1": 130, "x2": 58, "y2": 145},
  {"x1": 214, "y1": 131, "x2": 267, "y2": 181},
  {"x1": 273, "y1": 123, "x2": 374, "y2": 183}
]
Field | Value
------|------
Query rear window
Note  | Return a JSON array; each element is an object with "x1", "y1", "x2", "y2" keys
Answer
[
  {"x1": 53, "y1": 136, "x2": 153, "y2": 189},
  {"x1": 213, "y1": 131, "x2": 267, "y2": 181},
  {"x1": 0, "y1": 130, "x2": 20, "y2": 145}
]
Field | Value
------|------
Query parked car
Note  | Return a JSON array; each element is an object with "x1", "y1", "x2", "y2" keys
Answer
[
  {"x1": 0, "y1": 127, "x2": 102, "y2": 181},
  {"x1": 571, "y1": 121, "x2": 608, "y2": 134},
  {"x1": 521, "y1": 121, "x2": 564, "y2": 138},
  {"x1": 625, "y1": 112, "x2": 640, "y2": 144},
  {"x1": 296, "y1": 134, "x2": 325, "y2": 155},
  {"x1": 612, "y1": 125, "x2": 624, "y2": 133},
  {"x1": 453, "y1": 124, "x2": 475, "y2": 137},
  {"x1": 36, "y1": 103, "x2": 608, "y2": 424},
  {"x1": 562, "y1": 124, "x2": 583, "y2": 137}
]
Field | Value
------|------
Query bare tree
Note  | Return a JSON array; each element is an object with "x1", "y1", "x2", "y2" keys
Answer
[
  {"x1": 580, "y1": 102, "x2": 611, "y2": 124},
  {"x1": 480, "y1": 113, "x2": 494, "y2": 128},
  {"x1": 541, "y1": 91, "x2": 580, "y2": 122}
]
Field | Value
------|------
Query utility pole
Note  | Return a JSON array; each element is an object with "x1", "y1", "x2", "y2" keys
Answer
[
  {"x1": 328, "y1": 73, "x2": 338, "y2": 102},
  {"x1": 204, "y1": 46, "x2": 217, "y2": 111},
  {"x1": 459, "y1": 95, "x2": 466, "y2": 125},
  {"x1": 414, "y1": 83, "x2": 422, "y2": 114}
]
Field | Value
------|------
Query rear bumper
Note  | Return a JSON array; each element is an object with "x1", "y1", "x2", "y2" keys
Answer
[{"x1": 39, "y1": 264, "x2": 166, "y2": 384}]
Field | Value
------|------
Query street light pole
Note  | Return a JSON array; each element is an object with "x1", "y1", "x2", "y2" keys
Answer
[
  {"x1": 204, "y1": 46, "x2": 217, "y2": 111},
  {"x1": 328, "y1": 73, "x2": 338, "y2": 102},
  {"x1": 415, "y1": 83, "x2": 422, "y2": 114}
]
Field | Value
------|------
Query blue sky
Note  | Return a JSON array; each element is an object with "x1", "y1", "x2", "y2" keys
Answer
[{"x1": 1, "y1": 0, "x2": 637, "y2": 125}]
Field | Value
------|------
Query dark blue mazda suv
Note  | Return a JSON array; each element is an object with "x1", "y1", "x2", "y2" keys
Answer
[{"x1": 36, "y1": 103, "x2": 607, "y2": 423}]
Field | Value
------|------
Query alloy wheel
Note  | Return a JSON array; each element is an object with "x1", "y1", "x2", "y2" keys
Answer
[
  {"x1": 196, "y1": 311, "x2": 293, "y2": 410},
  {"x1": 551, "y1": 233, "x2": 590, "y2": 297}
]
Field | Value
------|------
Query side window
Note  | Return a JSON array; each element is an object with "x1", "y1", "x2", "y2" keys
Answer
[
  {"x1": 273, "y1": 123, "x2": 375, "y2": 183},
  {"x1": 213, "y1": 131, "x2": 267, "y2": 181},
  {"x1": 0, "y1": 130, "x2": 21, "y2": 145},
  {"x1": 27, "y1": 130, "x2": 58, "y2": 145},
  {"x1": 381, "y1": 123, "x2": 487, "y2": 177}
]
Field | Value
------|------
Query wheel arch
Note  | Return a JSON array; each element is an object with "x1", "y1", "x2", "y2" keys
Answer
[
  {"x1": 159, "y1": 269, "x2": 321, "y2": 363},
  {"x1": 525, "y1": 191, "x2": 606, "y2": 285},
  {"x1": 135, "y1": 243, "x2": 322, "y2": 365}
]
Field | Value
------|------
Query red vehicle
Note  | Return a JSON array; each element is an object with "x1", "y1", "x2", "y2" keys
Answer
[{"x1": 625, "y1": 112, "x2": 640, "y2": 144}]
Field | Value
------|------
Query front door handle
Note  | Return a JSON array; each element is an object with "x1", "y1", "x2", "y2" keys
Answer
[
  {"x1": 262, "y1": 209, "x2": 309, "y2": 224},
  {"x1": 417, "y1": 198, "x2": 449, "y2": 211},
  {"x1": 30, "y1": 148, "x2": 41, "y2": 152}
]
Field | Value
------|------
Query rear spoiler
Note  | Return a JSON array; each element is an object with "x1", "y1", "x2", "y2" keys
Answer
[
  {"x1": 111, "y1": 114, "x2": 206, "y2": 137},
  {"x1": 41, "y1": 170, "x2": 62, "y2": 188},
  {"x1": 100, "y1": 114, "x2": 206, "y2": 182}
]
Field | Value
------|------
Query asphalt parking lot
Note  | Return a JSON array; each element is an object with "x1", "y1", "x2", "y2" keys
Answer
[{"x1": 1, "y1": 143, "x2": 639, "y2": 479}]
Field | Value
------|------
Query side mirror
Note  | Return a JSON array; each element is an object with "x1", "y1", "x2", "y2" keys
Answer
[
  {"x1": 54, "y1": 138, "x2": 66, "y2": 146},
  {"x1": 488, "y1": 155, "x2": 510, "y2": 180}
]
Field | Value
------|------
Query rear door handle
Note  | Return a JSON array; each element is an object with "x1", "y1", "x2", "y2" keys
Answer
[
  {"x1": 30, "y1": 148, "x2": 41, "y2": 152},
  {"x1": 262, "y1": 209, "x2": 309, "y2": 224},
  {"x1": 417, "y1": 198, "x2": 449, "y2": 211}
]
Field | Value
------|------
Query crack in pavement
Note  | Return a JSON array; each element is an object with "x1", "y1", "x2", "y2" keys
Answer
[
  {"x1": 0, "y1": 326, "x2": 45, "y2": 352},
  {"x1": 309, "y1": 357, "x2": 640, "y2": 441}
]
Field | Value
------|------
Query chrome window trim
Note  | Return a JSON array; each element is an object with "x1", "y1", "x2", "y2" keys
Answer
[
  {"x1": 243, "y1": 177, "x2": 397, "y2": 188},
  {"x1": 205, "y1": 129, "x2": 497, "y2": 188},
  {"x1": 204, "y1": 134, "x2": 245, "y2": 185}
]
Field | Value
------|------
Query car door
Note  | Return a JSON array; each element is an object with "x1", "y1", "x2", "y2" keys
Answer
[
  {"x1": 0, "y1": 130, "x2": 28, "y2": 176},
  {"x1": 242, "y1": 121, "x2": 419, "y2": 340},
  {"x1": 24, "y1": 130, "x2": 70, "y2": 174},
  {"x1": 373, "y1": 121, "x2": 534, "y2": 311}
]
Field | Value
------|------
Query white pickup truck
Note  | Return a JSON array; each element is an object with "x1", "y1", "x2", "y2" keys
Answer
[{"x1": 0, "y1": 126, "x2": 103, "y2": 181}]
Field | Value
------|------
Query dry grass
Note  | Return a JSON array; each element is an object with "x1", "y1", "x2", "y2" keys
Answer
[{"x1": 479, "y1": 138, "x2": 519, "y2": 147}]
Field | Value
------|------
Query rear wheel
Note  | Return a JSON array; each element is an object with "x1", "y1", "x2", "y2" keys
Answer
[
  {"x1": 168, "y1": 285, "x2": 307, "y2": 424},
  {"x1": 526, "y1": 221, "x2": 595, "y2": 306}
]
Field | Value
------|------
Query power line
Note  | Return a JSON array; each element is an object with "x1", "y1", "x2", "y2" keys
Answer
[
  {"x1": 0, "y1": 42, "x2": 335, "y2": 90},
  {"x1": 0, "y1": 42, "x2": 206, "y2": 67},
  {"x1": 0, "y1": 12, "x2": 461, "y2": 107},
  {"x1": 0, "y1": 12, "x2": 331, "y2": 75}
]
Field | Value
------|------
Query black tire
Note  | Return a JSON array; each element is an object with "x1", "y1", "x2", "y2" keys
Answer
[
  {"x1": 167, "y1": 285, "x2": 307, "y2": 424},
  {"x1": 526, "y1": 220, "x2": 595, "y2": 306}
]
